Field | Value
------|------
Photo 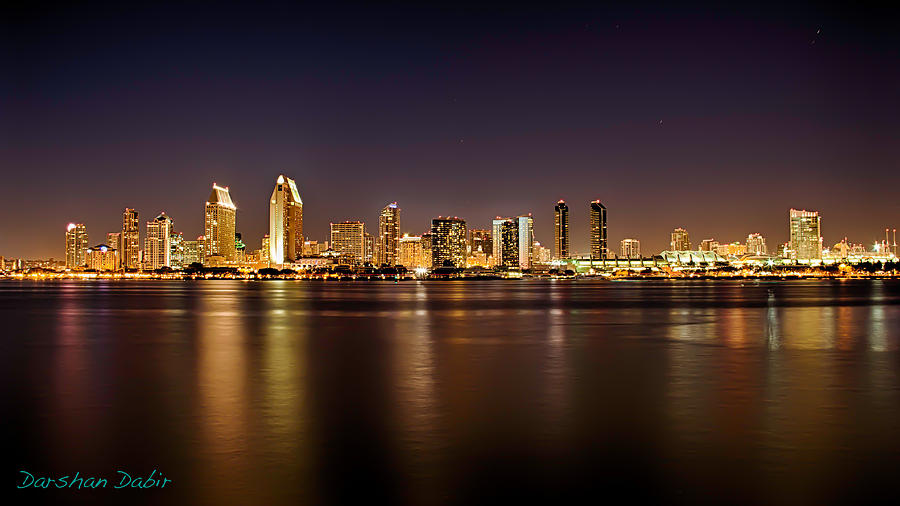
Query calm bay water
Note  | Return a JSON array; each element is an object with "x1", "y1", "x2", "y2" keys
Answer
[{"x1": 5, "y1": 279, "x2": 900, "y2": 505}]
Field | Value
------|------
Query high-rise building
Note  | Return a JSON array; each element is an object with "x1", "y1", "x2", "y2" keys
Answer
[
  {"x1": 621, "y1": 238, "x2": 641, "y2": 258},
  {"x1": 554, "y1": 200, "x2": 569, "y2": 259},
  {"x1": 499, "y1": 219, "x2": 519, "y2": 268},
  {"x1": 85, "y1": 244, "x2": 118, "y2": 271},
  {"x1": 331, "y1": 221, "x2": 365, "y2": 264},
  {"x1": 364, "y1": 232, "x2": 375, "y2": 264},
  {"x1": 183, "y1": 238, "x2": 204, "y2": 266},
  {"x1": 517, "y1": 215, "x2": 534, "y2": 270},
  {"x1": 699, "y1": 238, "x2": 717, "y2": 251},
  {"x1": 65, "y1": 223, "x2": 88, "y2": 268},
  {"x1": 378, "y1": 202, "x2": 400, "y2": 266},
  {"x1": 145, "y1": 212, "x2": 173, "y2": 270},
  {"x1": 106, "y1": 232, "x2": 121, "y2": 268},
  {"x1": 533, "y1": 241, "x2": 551, "y2": 264},
  {"x1": 398, "y1": 234, "x2": 425, "y2": 268},
  {"x1": 670, "y1": 227, "x2": 691, "y2": 251},
  {"x1": 421, "y1": 232, "x2": 433, "y2": 268},
  {"x1": 789, "y1": 209, "x2": 822, "y2": 260},
  {"x1": 590, "y1": 200, "x2": 608, "y2": 259},
  {"x1": 746, "y1": 233, "x2": 767, "y2": 255},
  {"x1": 268, "y1": 175, "x2": 303, "y2": 265},
  {"x1": 469, "y1": 228, "x2": 492, "y2": 258},
  {"x1": 491, "y1": 218, "x2": 507, "y2": 267},
  {"x1": 169, "y1": 231, "x2": 184, "y2": 268},
  {"x1": 204, "y1": 184, "x2": 237, "y2": 262},
  {"x1": 122, "y1": 208, "x2": 140, "y2": 269},
  {"x1": 431, "y1": 217, "x2": 467, "y2": 268}
]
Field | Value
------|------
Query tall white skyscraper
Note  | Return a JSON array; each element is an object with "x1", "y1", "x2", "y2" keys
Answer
[
  {"x1": 268, "y1": 174, "x2": 303, "y2": 265},
  {"x1": 145, "y1": 212, "x2": 173, "y2": 270},
  {"x1": 65, "y1": 223, "x2": 88, "y2": 268},
  {"x1": 378, "y1": 202, "x2": 400, "y2": 266},
  {"x1": 789, "y1": 209, "x2": 822, "y2": 260},
  {"x1": 517, "y1": 215, "x2": 534, "y2": 270}
]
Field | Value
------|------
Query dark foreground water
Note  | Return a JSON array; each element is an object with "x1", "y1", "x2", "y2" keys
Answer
[{"x1": 4, "y1": 279, "x2": 900, "y2": 505}]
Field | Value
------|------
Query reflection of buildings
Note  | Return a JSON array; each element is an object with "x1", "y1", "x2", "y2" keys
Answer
[
  {"x1": 268, "y1": 175, "x2": 303, "y2": 265},
  {"x1": 431, "y1": 217, "x2": 467, "y2": 268},
  {"x1": 789, "y1": 208, "x2": 822, "y2": 260},
  {"x1": 65, "y1": 223, "x2": 88, "y2": 268}
]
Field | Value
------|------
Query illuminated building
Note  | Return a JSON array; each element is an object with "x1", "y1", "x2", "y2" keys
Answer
[
  {"x1": 590, "y1": 200, "x2": 608, "y2": 259},
  {"x1": 621, "y1": 238, "x2": 641, "y2": 258},
  {"x1": 789, "y1": 209, "x2": 822, "y2": 260},
  {"x1": 122, "y1": 208, "x2": 140, "y2": 269},
  {"x1": 421, "y1": 232, "x2": 433, "y2": 268},
  {"x1": 106, "y1": 232, "x2": 121, "y2": 268},
  {"x1": 533, "y1": 241, "x2": 551, "y2": 265},
  {"x1": 145, "y1": 212, "x2": 173, "y2": 270},
  {"x1": 330, "y1": 221, "x2": 365, "y2": 264},
  {"x1": 517, "y1": 215, "x2": 534, "y2": 269},
  {"x1": 204, "y1": 184, "x2": 237, "y2": 262},
  {"x1": 65, "y1": 223, "x2": 88, "y2": 268},
  {"x1": 85, "y1": 244, "x2": 118, "y2": 271},
  {"x1": 183, "y1": 238, "x2": 204, "y2": 265},
  {"x1": 268, "y1": 174, "x2": 303, "y2": 265},
  {"x1": 499, "y1": 219, "x2": 518, "y2": 268},
  {"x1": 670, "y1": 227, "x2": 691, "y2": 251},
  {"x1": 169, "y1": 231, "x2": 184, "y2": 269},
  {"x1": 725, "y1": 242, "x2": 747, "y2": 256},
  {"x1": 491, "y1": 218, "x2": 507, "y2": 267},
  {"x1": 378, "y1": 202, "x2": 400, "y2": 266},
  {"x1": 554, "y1": 200, "x2": 569, "y2": 259},
  {"x1": 398, "y1": 234, "x2": 425, "y2": 268},
  {"x1": 235, "y1": 233, "x2": 246, "y2": 262},
  {"x1": 303, "y1": 240, "x2": 329, "y2": 256},
  {"x1": 364, "y1": 232, "x2": 375, "y2": 264},
  {"x1": 469, "y1": 228, "x2": 492, "y2": 259},
  {"x1": 699, "y1": 238, "x2": 717, "y2": 251},
  {"x1": 746, "y1": 233, "x2": 767, "y2": 255},
  {"x1": 431, "y1": 217, "x2": 467, "y2": 268}
]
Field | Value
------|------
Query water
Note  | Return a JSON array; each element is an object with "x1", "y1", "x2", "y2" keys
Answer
[{"x1": 5, "y1": 279, "x2": 900, "y2": 505}]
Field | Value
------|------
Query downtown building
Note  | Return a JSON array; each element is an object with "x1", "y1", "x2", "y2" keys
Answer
[
  {"x1": 554, "y1": 200, "x2": 569, "y2": 259},
  {"x1": 65, "y1": 223, "x2": 88, "y2": 269},
  {"x1": 620, "y1": 238, "x2": 641, "y2": 258},
  {"x1": 122, "y1": 208, "x2": 140, "y2": 269},
  {"x1": 145, "y1": 212, "x2": 174, "y2": 270},
  {"x1": 491, "y1": 216, "x2": 533, "y2": 269},
  {"x1": 204, "y1": 184, "x2": 237, "y2": 262},
  {"x1": 670, "y1": 227, "x2": 691, "y2": 251},
  {"x1": 746, "y1": 233, "x2": 767, "y2": 255},
  {"x1": 590, "y1": 200, "x2": 608, "y2": 259},
  {"x1": 378, "y1": 202, "x2": 400, "y2": 266},
  {"x1": 85, "y1": 244, "x2": 118, "y2": 271},
  {"x1": 398, "y1": 234, "x2": 426, "y2": 269},
  {"x1": 269, "y1": 174, "x2": 303, "y2": 265},
  {"x1": 789, "y1": 209, "x2": 822, "y2": 260},
  {"x1": 330, "y1": 221, "x2": 366, "y2": 265},
  {"x1": 431, "y1": 217, "x2": 467, "y2": 268}
]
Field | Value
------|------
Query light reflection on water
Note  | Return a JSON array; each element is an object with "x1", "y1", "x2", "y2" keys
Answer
[{"x1": 5, "y1": 279, "x2": 900, "y2": 505}]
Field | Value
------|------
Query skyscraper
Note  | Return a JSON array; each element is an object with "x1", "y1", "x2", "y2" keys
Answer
[
  {"x1": 106, "y1": 232, "x2": 121, "y2": 268},
  {"x1": 122, "y1": 208, "x2": 140, "y2": 269},
  {"x1": 554, "y1": 200, "x2": 569, "y2": 259},
  {"x1": 621, "y1": 238, "x2": 641, "y2": 258},
  {"x1": 469, "y1": 229, "x2": 492, "y2": 259},
  {"x1": 183, "y1": 238, "x2": 204, "y2": 266},
  {"x1": 330, "y1": 221, "x2": 365, "y2": 264},
  {"x1": 431, "y1": 217, "x2": 467, "y2": 268},
  {"x1": 204, "y1": 184, "x2": 237, "y2": 262},
  {"x1": 517, "y1": 215, "x2": 534, "y2": 270},
  {"x1": 746, "y1": 233, "x2": 767, "y2": 255},
  {"x1": 85, "y1": 244, "x2": 118, "y2": 271},
  {"x1": 789, "y1": 209, "x2": 822, "y2": 260},
  {"x1": 145, "y1": 212, "x2": 173, "y2": 270},
  {"x1": 491, "y1": 217, "x2": 507, "y2": 267},
  {"x1": 499, "y1": 219, "x2": 519, "y2": 268},
  {"x1": 378, "y1": 202, "x2": 400, "y2": 266},
  {"x1": 65, "y1": 223, "x2": 88, "y2": 268},
  {"x1": 670, "y1": 227, "x2": 691, "y2": 251},
  {"x1": 398, "y1": 234, "x2": 425, "y2": 268},
  {"x1": 421, "y1": 232, "x2": 433, "y2": 268},
  {"x1": 590, "y1": 200, "x2": 608, "y2": 259},
  {"x1": 268, "y1": 174, "x2": 303, "y2": 265}
]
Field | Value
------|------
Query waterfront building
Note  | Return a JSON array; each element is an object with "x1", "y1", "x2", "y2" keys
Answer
[
  {"x1": 378, "y1": 202, "x2": 400, "y2": 266},
  {"x1": 204, "y1": 184, "x2": 237, "y2": 262},
  {"x1": 789, "y1": 209, "x2": 822, "y2": 260},
  {"x1": 65, "y1": 223, "x2": 88, "y2": 269},
  {"x1": 670, "y1": 227, "x2": 691, "y2": 251},
  {"x1": 302, "y1": 240, "x2": 329, "y2": 256},
  {"x1": 183, "y1": 238, "x2": 203, "y2": 266},
  {"x1": 122, "y1": 208, "x2": 140, "y2": 269},
  {"x1": 399, "y1": 234, "x2": 425, "y2": 268},
  {"x1": 746, "y1": 233, "x2": 767, "y2": 255},
  {"x1": 145, "y1": 212, "x2": 173, "y2": 270},
  {"x1": 491, "y1": 218, "x2": 507, "y2": 267},
  {"x1": 554, "y1": 200, "x2": 570, "y2": 259},
  {"x1": 469, "y1": 229, "x2": 492, "y2": 259},
  {"x1": 590, "y1": 200, "x2": 608, "y2": 259},
  {"x1": 621, "y1": 238, "x2": 641, "y2": 258},
  {"x1": 421, "y1": 232, "x2": 433, "y2": 268},
  {"x1": 725, "y1": 242, "x2": 747, "y2": 256},
  {"x1": 85, "y1": 244, "x2": 118, "y2": 271},
  {"x1": 106, "y1": 232, "x2": 121, "y2": 268},
  {"x1": 431, "y1": 217, "x2": 467, "y2": 268},
  {"x1": 169, "y1": 231, "x2": 184, "y2": 269},
  {"x1": 268, "y1": 174, "x2": 303, "y2": 265},
  {"x1": 533, "y1": 241, "x2": 551, "y2": 265},
  {"x1": 364, "y1": 232, "x2": 375, "y2": 264},
  {"x1": 499, "y1": 219, "x2": 519, "y2": 268},
  {"x1": 699, "y1": 238, "x2": 717, "y2": 252},
  {"x1": 330, "y1": 221, "x2": 365, "y2": 264},
  {"x1": 517, "y1": 215, "x2": 534, "y2": 270}
]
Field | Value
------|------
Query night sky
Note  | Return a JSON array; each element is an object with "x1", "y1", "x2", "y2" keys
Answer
[{"x1": 3, "y1": 1, "x2": 898, "y2": 258}]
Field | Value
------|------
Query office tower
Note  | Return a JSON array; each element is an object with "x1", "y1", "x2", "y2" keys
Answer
[
  {"x1": 554, "y1": 200, "x2": 569, "y2": 259},
  {"x1": 398, "y1": 234, "x2": 425, "y2": 268},
  {"x1": 145, "y1": 212, "x2": 173, "y2": 270},
  {"x1": 492, "y1": 218, "x2": 507, "y2": 267},
  {"x1": 670, "y1": 227, "x2": 691, "y2": 251},
  {"x1": 268, "y1": 174, "x2": 303, "y2": 265},
  {"x1": 517, "y1": 215, "x2": 534, "y2": 270},
  {"x1": 726, "y1": 242, "x2": 747, "y2": 256},
  {"x1": 65, "y1": 223, "x2": 88, "y2": 268},
  {"x1": 169, "y1": 231, "x2": 184, "y2": 269},
  {"x1": 85, "y1": 244, "x2": 118, "y2": 271},
  {"x1": 183, "y1": 238, "x2": 203, "y2": 266},
  {"x1": 364, "y1": 232, "x2": 375, "y2": 264},
  {"x1": 122, "y1": 208, "x2": 140, "y2": 269},
  {"x1": 469, "y1": 228, "x2": 492, "y2": 260},
  {"x1": 431, "y1": 217, "x2": 467, "y2": 268},
  {"x1": 533, "y1": 241, "x2": 551, "y2": 264},
  {"x1": 590, "y1": 200, "x2": 608, "y2": 259},
  {"x1": 746, "y1": 233, "x2": 767, "y2": 255},
  {"x1": 621, "y1": 238, "x2": 641, "y2": 258},
  {"x1": 789, "y1": 209, "x2": 822, "y2": 260},
  {"x1": 106, "y1": 232, "x2": 121, "y2": 268},
  {"x1": 699, "y1": 238, "x2": 716, "y2": 251},
  {"x1": 421, "y1": 232, "x2": 433, "y2": 268},
  {"x1": 378, "y1": 202, "x2": 400, "y2": 266},
  {"x1": 204, "y1": 184, "x2": 237, "y2": 262},
  {"x1": 499, "y1": 219, "x2": 519, "y2": 268},
  {"x1": 331, "y1": 221, "x2": 366, "y2": 264}
]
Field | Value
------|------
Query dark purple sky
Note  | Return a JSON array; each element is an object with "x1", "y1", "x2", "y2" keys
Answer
[{"x1": 3, "y1": 1, "x2": 898, "y2": 258}]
